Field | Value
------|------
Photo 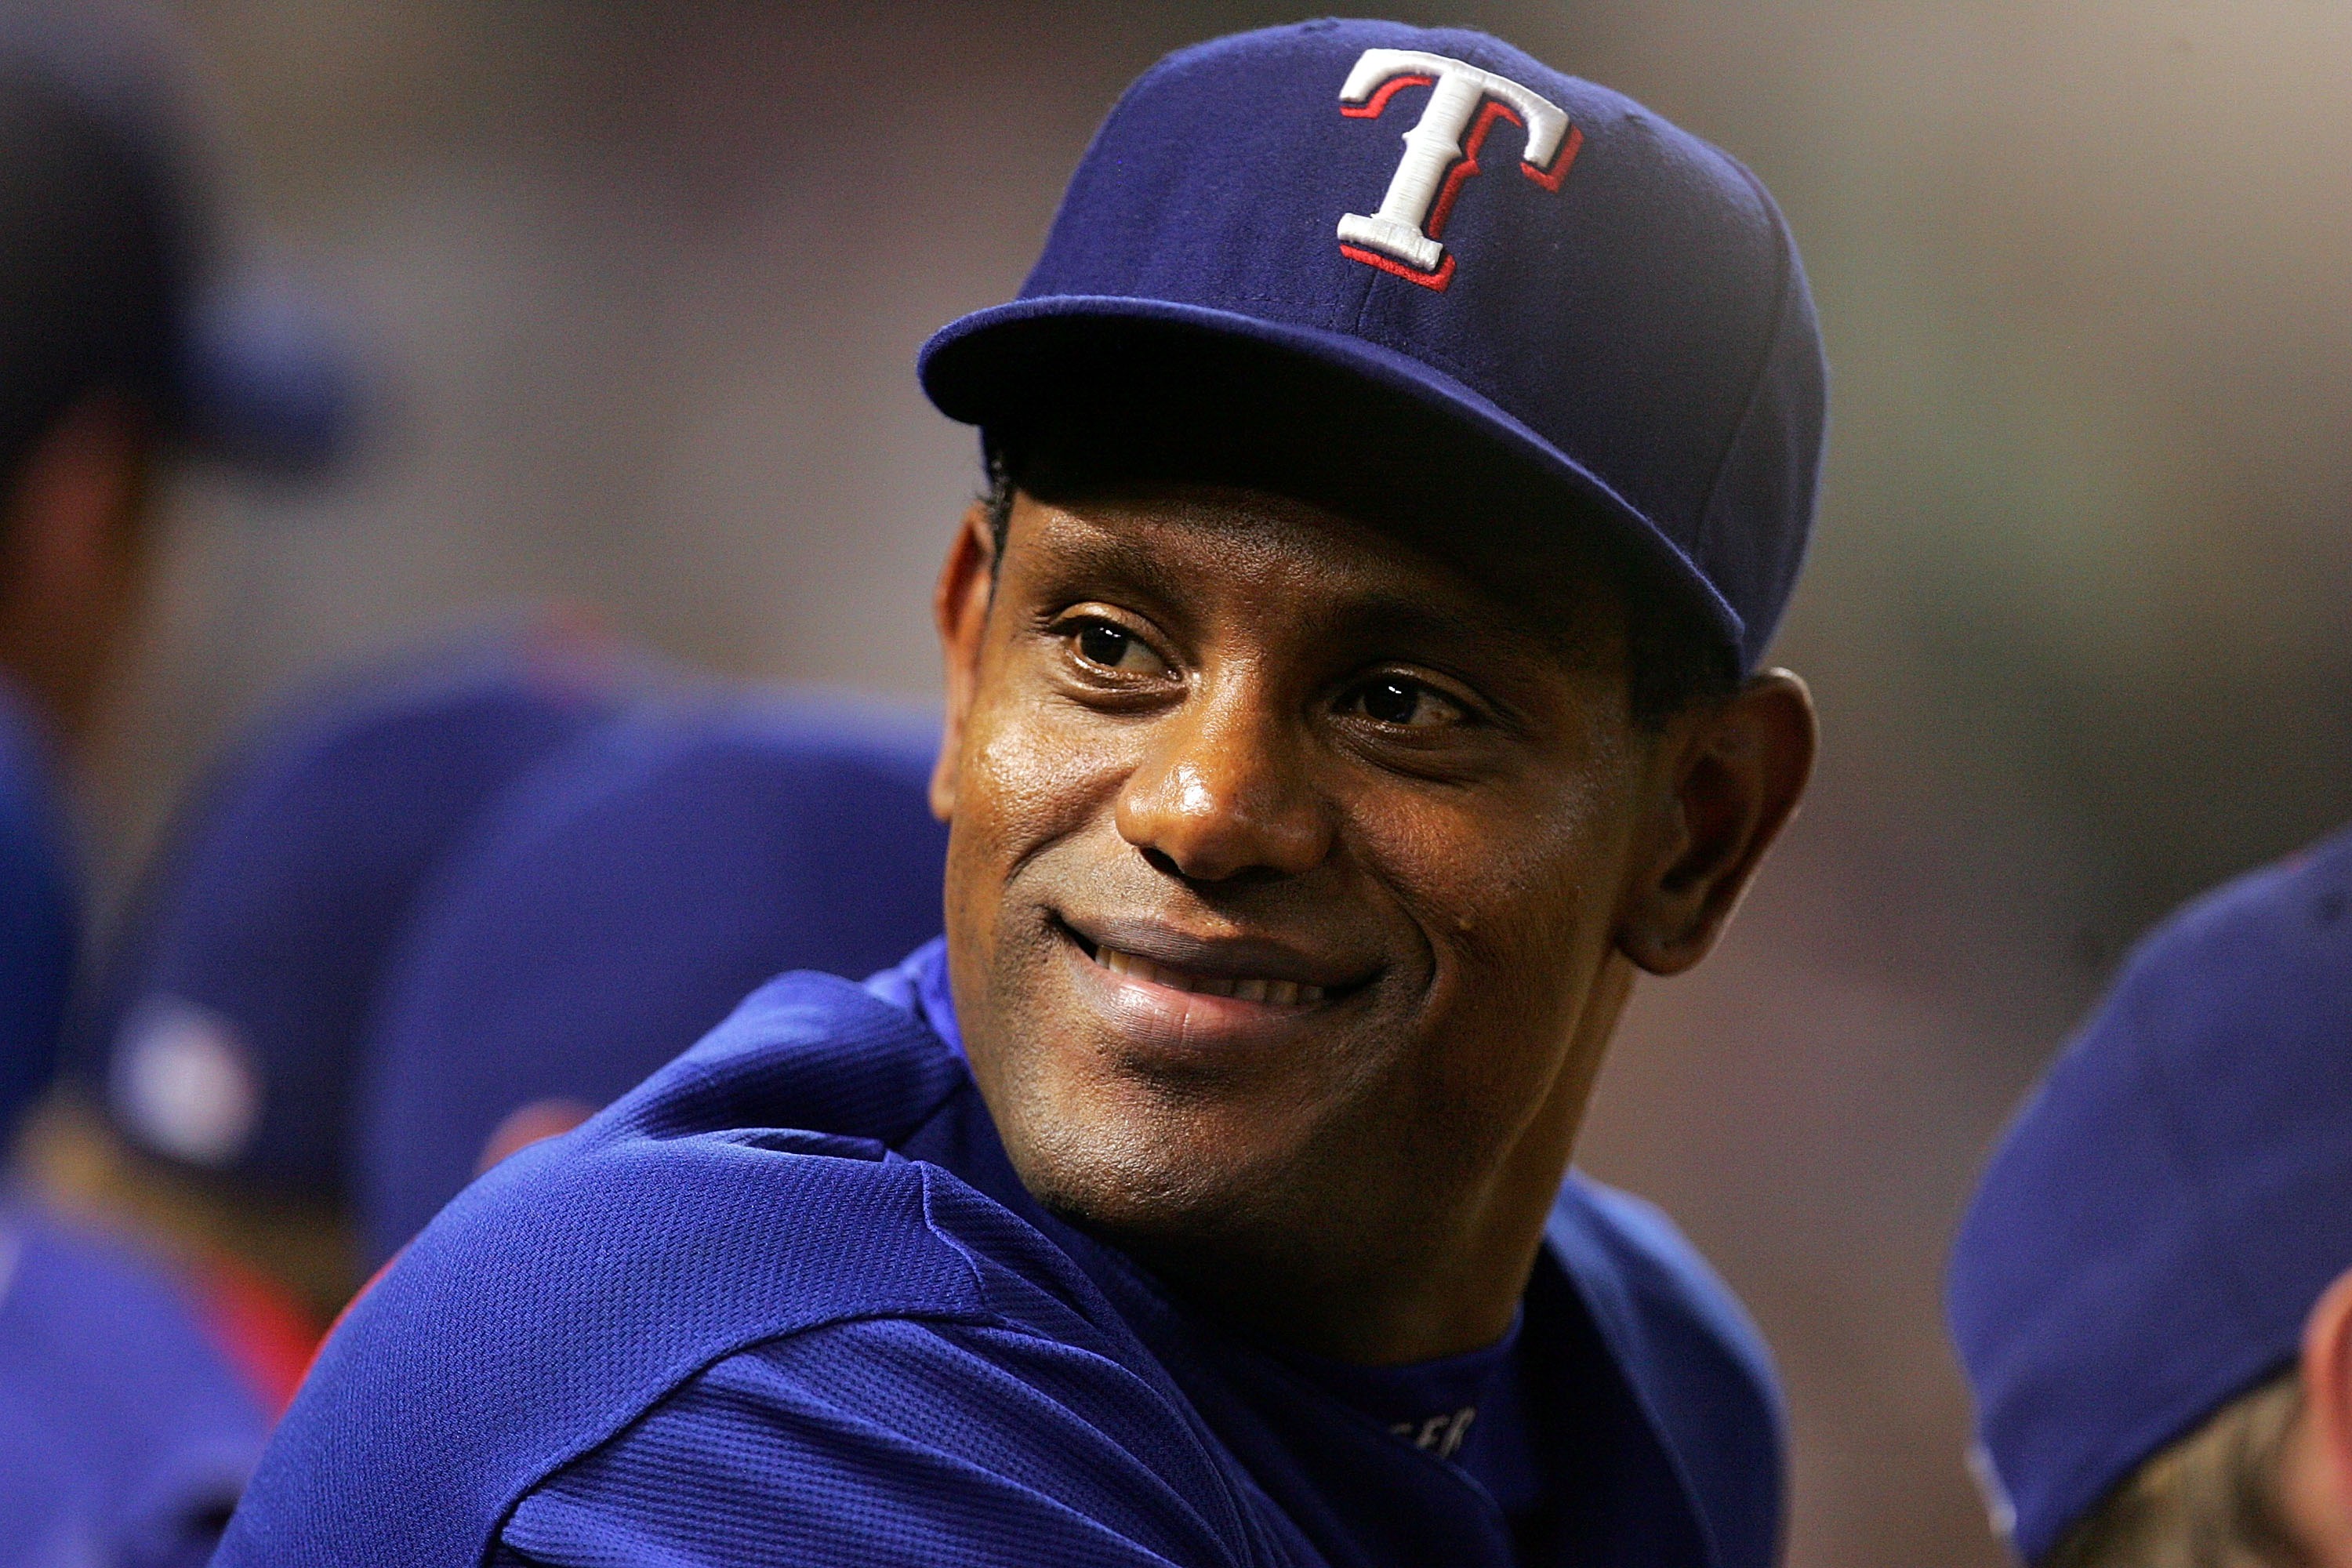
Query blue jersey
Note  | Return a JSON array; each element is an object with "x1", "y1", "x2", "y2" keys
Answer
[
  {"x1": 220, "y1": 942, "x2": 1784, "y2": 1568},
  {"x1": 2, "y1": 678, "x2": 272, "y2": 1566},
  {"x1": 0, "y1": 681, "x2": 74, "y2": 1142},
  {"x1": 0, "y1": 1200, "x2": 270, "y2": 1567}
]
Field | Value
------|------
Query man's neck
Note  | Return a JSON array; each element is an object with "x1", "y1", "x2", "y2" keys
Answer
[{"x1": 970, "y1": 956, "x2": 1634, "y2": 1367}]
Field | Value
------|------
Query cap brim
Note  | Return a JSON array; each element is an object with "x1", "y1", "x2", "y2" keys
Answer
[
  {"x1": 919, "y1": 295, "x2": 1744, "y2": 657},
  {"x1": 178, "y1": 273, "x2": 359, "y2": 476}
]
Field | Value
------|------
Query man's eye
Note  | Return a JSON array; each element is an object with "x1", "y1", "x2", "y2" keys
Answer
[
  {"x1": 1069, "y1": 620, "x2": 1163, "y2": 675},
  {"x1": 1345, "y1": 677, "x2": 1465, "y2": 728}
]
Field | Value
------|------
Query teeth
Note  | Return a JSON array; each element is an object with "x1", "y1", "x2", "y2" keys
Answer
[{"x1": 1087, "y1": 943, "x2": 1326, "y2": 1006}]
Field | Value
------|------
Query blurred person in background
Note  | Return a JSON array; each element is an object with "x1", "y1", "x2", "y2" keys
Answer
[
  {"x1": 0, "y1": 2, "x2": 343, "y2": 750},
  {"x1": 0, "y1": 723, "x2": 258, "y2": 1564},
  {"x1": 0, "y1": 0, "x2": 347, "y2": 1560},
  {"x1": 27, "y1": 628, "x2": 628, "y2": 1403},
  {"x1": 221, "y1": 21, "x2": 1824, "y2": 1568},
  {"x1": 1950, "y1": 826, "x2": 2352, "y2": 1568},
  {"x1": 354, "y1": 692, "x2": 948, "y2": 1266}
]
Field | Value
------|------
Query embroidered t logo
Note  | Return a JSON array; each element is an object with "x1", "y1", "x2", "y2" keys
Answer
[{"x1": 1335, "y1": 49, "x2": 1581, "y2": 290}]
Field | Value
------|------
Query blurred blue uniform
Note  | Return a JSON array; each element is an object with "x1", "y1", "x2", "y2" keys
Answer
[
  {"x1": 0, "y1": 680, "x2": 72, "y2": 1123},
  {"x1": 0, "y1": 0, "x2": 362, "y2": 1550},
  {"x1": 0, "y1": 1203, "x2": 263, "y2": 1568},
  {"x1": 356, "y1": 695, "x2": 948, "y2": 1263},
  {"x1": 0, "y1": 681, "x2": 270, "y2": 1568},
  {"x1": 221, "y1": 942, "x2": 1783, "y2": 1568}
]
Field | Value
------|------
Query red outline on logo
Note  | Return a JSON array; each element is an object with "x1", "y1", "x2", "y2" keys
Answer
[
  {"x1": 1338, "y1": 73, "x2": 1434, "y2": 118},
  {"x1": 1337, "y1": 74, "x2": 1581, "y2": 291},
  {"x1": 1425, "y1": 100, "x2": 1515, "y2": 238},
  {"x1": 1521, "y1": 122, "x2": 1584, "y2": 191},
  {"x1": 1338, "y1": 243, "x2": 1457, "y2": 291}
]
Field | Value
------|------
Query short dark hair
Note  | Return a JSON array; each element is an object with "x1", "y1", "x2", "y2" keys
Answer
[{"x1": 978, "y1": 440, "x2": 1739, "y2": 731}]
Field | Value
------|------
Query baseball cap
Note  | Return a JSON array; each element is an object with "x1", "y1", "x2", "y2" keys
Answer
[
  {"x1": 83, "y1": 626, "x2": 632, "y2": 1201},
  {"x1": 920, "y1": 20, "x2": 1826, "y2": 673},
  {"x1": 0, "y1": 0, "x2": 351, "y2": 475},
  {"x1": 1947, "y1": 823, "x2": 2352, "y2": 1562},
  {"x1": 0, "y1": 676, "x2": 74, "y2": 1145},
  {"x1": 357, "y1": 695, "x2": 947, "y2": 1264}
]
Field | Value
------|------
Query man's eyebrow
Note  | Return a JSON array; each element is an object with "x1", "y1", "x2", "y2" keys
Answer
[
  {"x1": 1022, "y1": 524, "x2": 1202, "y2": 612},
  {"x1": 1327, "y1": 590, "x2": 1604, "y2": 675},
  {"x1": 1031, "y1": 511, "x2": 1609, "y2": 670},
  {"x1": 1330, "y1": 594, "x2": 1494, "y2": 651}
]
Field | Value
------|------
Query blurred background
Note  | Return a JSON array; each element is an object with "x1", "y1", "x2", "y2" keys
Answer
[{"x1": 80, "y1": 2, "x2": 2352, "y2": 1563}]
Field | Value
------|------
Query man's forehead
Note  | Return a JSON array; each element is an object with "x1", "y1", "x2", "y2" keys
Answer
[{"x1": 1007, "y1": 484, "x2": 1619, "y2": 656}]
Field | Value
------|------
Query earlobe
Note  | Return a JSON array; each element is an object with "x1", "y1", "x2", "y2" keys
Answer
[
  {"x1": 929, "y1": 503, "x2": 999, "y2": 822},
  {"x1": 1618, "y1": 668, "x2": 1817, "y2": 976}
]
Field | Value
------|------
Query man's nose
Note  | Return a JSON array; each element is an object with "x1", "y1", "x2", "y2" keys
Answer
[{"x1": 1114, "y1": 684, "x2": 1333, "y2": 883}]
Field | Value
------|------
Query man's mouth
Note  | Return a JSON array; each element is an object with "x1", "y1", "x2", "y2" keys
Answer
[
  {"x1": 1089, "y1": 942, "x2": 1327, "y2": 1007},
  {"x1": 1055, "y1": 915, "x2": 1367, "y2": 1012}
]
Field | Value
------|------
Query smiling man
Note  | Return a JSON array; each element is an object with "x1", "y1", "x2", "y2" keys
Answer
[{"x1": 219, "y1": 20, "x2": 1824, "y2": 1568}]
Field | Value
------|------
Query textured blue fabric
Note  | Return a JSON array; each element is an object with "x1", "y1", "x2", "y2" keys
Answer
[
  {"x1": 356, "y1": 694, "x2": 947, "y2": 1264},
  {"x1": 0, "y1": 686, "x2": 266, "y2": 1566},
  {"x1": 0, "y1": 679, "x2": 74, "y2": 1144},
  {"x1": 81, "y1": 633, "x2": 625, "y2": 1198},
  {"x1": 223, "y1": 943, "x2": 1783, "y2": 1568},
  {"x1": 495, "y1": 1320, "x2": 1261, "y2": 1568},
  {"x1": 1949, "y1": 822, "x2": 2352, "y2": 1561},
  {"x1": 920, "y1": 20, "x2": 1825, "y2": 671},
  {"x1": 1279, "y1": 1312, "x2": 1541, "y2": 1521},
  {"x1": 0, "y1": 1197, "x2": 270, "y2": 1568}
]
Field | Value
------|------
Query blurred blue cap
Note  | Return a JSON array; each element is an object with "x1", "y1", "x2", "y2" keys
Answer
[
  {"x1": 1948, "y1": 824, "x2": 2352, "y2": 1562},
  {"x1": 85, "y1": 626, "x2": 631, "y2": 1201},
  {"x1": 0, "y1": 0, "x2": 355, "y2": 473},
  {"x1": 0, "y1": 677, "x2": 74, "y2": 1144},
  {"x1": 920, "y1": 20, "x2": 1825, "y2": 671},
  {"x1": 357, "y1": 695, "x2": 948, "y2": 1264},
  {"x1": 178, "y1": 270, "x2": 355, "y2": 475}
]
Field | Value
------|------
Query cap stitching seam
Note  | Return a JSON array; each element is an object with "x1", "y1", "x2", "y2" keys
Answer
[
  {"x1": 1345, "y1": 238, "x2": 1383, "y2": 336},
  {"x1": 1688, "y1": 160, "x2": 1798, "y2": 658}
]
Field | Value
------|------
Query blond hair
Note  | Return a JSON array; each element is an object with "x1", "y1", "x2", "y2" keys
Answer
[{"x1": 2045, "y1": 1370, "x2": 2310, "y2": 1568}]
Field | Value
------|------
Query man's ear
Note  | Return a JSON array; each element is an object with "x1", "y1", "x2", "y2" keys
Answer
[
  {"x1": 1616, "y1": 668, "x2": 1817, "y2": 976},
  {"x1": 2288, "y1": 1264, "x2": 2352, "y2": 1556},
  {"x1": 929, "y1": 501, "x2": 998, "y2": 822}
]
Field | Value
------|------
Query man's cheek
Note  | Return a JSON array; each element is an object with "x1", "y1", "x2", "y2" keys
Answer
[{"x1": 972, "y1": 708, "x2": 1134, "y2": 848}]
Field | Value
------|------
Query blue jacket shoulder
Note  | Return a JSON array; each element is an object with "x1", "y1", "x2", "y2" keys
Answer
[
  {"x1": 1551, "y1": 1173, "x2": 1786, "y2": 1568},
  {"x1": 219, "y1": 971, "x2": 1225, "y2": 1566}
]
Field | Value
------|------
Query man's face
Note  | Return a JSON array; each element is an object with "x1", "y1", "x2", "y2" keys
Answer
[{"x1": 936, "y1": 485, "x2": 1666, "y2": 1341}]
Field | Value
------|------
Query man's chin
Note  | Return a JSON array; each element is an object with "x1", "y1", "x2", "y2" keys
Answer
[{"x1": 998, "y1": 1099, "x2": 1286, "y2": 1251}]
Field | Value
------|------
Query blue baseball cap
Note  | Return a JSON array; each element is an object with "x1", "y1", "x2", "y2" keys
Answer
[
  {"x1": 920, "y1": 20, "x2": 1826, "y2": 672},
  {"x1": 356, "y1": 695, "x2": 948, "y2": 1265},
  {"x1": 1948, "y1": 823, "x2": 2352, "y2": 1562},
  {"x1": 0, "y1": 677, "x2": 74, "y2": 1145},
  {"x1": 83, "y1": 626, "x2": 631, "y2": 1200},
  {"x1": 0, "y1": 1, "x2": 353, "y2": 472}
]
